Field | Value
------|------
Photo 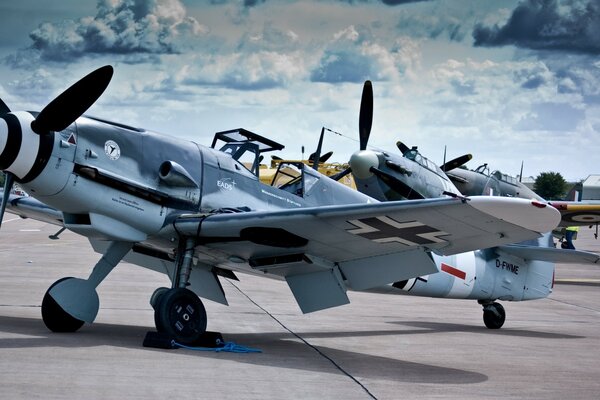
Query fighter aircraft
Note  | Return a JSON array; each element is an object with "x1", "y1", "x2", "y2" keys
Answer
[
  {"x1": 446, "y1": 164, "x2": 600, "y2": 230},
  {"x1": 341, "y1": 81, "x2": 600, "y2": 328},
  {"x1": 343, "y1": 81, "x2": 472, "y2": 202},
  {"x1": 0, "y1": 65, "x2": 562, "y2": 343}
]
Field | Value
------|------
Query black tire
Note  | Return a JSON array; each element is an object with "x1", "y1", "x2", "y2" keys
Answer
[
  {"x1": 41, "y1": 277, "x2": 85, "y2": 333},
  {"x1": 483, "y1": 302, "x2": 506, "y2": 329},
  {"x1": 154, "y1": 288, "x2": 207, "y2": 345}
]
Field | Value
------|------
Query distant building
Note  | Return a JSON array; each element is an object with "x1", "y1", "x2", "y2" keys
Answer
[{"x1": 582, "y1": 175, "x2": 600, "y2": 200}]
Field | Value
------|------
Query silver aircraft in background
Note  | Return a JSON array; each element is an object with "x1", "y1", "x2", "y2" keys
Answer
[{"x1": 337, "y1": 81, "x2": 599, "y2": 329}]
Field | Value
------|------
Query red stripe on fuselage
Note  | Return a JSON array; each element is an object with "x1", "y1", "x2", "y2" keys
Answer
[{"x1": 441, "y1": 263, "x2": 466, "y2": 280}]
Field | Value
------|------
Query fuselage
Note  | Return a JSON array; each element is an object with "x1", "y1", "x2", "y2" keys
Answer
[
  {"x1": 1, "y1": 112, "x2": 375, "y2": 275},
  {"x1": 368, "y1": 233, "x2": 554, "y2": 302}
]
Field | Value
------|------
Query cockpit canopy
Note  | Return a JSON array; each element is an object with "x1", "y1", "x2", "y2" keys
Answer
[
  {"x1": 211, "y1": 128, "x2": 284, "y2": 177},
  {"x1": 404, "y1": 147, "x2": 445, "y2": 176}
]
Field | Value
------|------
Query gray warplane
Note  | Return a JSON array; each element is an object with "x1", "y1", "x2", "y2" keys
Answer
[
  {"x1": 341, "y1": 81, "x2": 600, "y2": 328},
  {"x1": 344, "y1": 82, "x2": 472, "y2": 202},
  {"x1": 446, "y1": 165, "x2": 600, "y2": 230},
  {"x1": 0, "y1": 66, "x2": 560, "y2": 343}
]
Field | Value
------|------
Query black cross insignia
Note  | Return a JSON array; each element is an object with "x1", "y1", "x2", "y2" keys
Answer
[{"x1": 346, "y1": 216, "x2": 448, "y2": 246}]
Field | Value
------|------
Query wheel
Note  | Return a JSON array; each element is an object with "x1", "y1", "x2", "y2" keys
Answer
[
  {"x1": 41, "y1": 277, "x2": 85, "y2": 333},
  {"x1": 483, "y1": 302, "x2": 506, "y2": 329},
  {"x1": 149, "y1": 287, "x2": 169, "y2": 310},
  {"x1": 154, "y1": 288, "x2": 207, "y2": 345}
]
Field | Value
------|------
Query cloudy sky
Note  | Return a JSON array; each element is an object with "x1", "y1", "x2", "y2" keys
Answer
[{"x1": 0, "y1": 0, "x2": 598, "y2": 181}]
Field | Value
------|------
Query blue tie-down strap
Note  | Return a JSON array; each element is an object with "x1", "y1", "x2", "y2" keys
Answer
[{"x1": 173, "y1": 340, "x2": 262, "y2": 353}]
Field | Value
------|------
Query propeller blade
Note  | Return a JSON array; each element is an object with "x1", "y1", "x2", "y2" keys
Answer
[
  {"x1": 519, "y1": 160, "x2": 524, "y2": 182},
  {"x1": 0, "y1": 98, "x2": 10, "y2": 116},
  {"x1": 396, "y1": 141, "x2": 410, "y2": 155},
  {"x1": 319, "y1": 151, "x2": 333, "y2": 163},
  {"x1": 442, "y1": 145, "x2": 447, "y2": 169},
  {"x1": 31, "y1": 65, "x2": 113, "y2": 134},
  {"x1": 359, "y1": 81, "x2": 373, "y2": 151},
  {"x1": 370, "y1": 167, "x2": 425, "y2": 200},
  {"x1": 0, "y1": 172, "x2": 15, "y2": 230},
  {"x1": 440, "y1": 154, "x2": 472, "y2": 172},
  {"x1": 312, "y1": 127, "x2": 325, "y2": 171},
  {"x1": 330, "y1": 167, "x2": 352, "y2": 181}
]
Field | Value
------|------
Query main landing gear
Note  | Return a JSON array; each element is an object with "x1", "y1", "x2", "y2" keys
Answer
[
  {"x1": 150, "y1": 238, "x2": 207, "y2": 345},
  {"x1": 40, "y1": 238, "x2": 209, "y2": 345},
  {"x1": 479, "y1": 300, "x2": 506, "y2": 329}
]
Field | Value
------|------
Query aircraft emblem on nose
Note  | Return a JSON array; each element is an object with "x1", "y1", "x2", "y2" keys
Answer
[{"x1": 104, "y1": 140, "x2": 121, "y2": 161}]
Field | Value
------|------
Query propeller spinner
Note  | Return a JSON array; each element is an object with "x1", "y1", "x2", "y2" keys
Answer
[{"x1": 0, "y1": 65, "x2": 114, "y2": 229}]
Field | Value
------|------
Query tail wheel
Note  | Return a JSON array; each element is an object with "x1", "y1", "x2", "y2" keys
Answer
[
  {"x1": 483, "y1": 302, "x2": 506, "y2": 329},
  {"x1": 41, "y1": 277, "x2": 85, "y2": 333},
  {"x1": 154, "y1": 288, "x2": 207, "y2": 345}
]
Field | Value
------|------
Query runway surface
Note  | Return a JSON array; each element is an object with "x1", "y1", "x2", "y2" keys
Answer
[{"x1": 1, "y1": 216, "x2": 599, "y2": 399}]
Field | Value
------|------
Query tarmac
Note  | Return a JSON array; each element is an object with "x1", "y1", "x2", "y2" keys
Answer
[{"x1": 0, "y1": 216, "x2": 599, "y2": 400}]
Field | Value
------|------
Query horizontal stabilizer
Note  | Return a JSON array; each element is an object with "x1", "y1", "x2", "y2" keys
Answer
[{"x1": 498, "y1": 245, "x2": 600, "y2": 265}]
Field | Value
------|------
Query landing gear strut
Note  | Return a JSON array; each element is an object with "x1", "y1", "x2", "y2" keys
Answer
[
  {"x1": 151, "y1": 237, "x2": 207, "y2": 345},
  {"x1": 480, "y1": 301, "x2": 506, "y2": 329}
]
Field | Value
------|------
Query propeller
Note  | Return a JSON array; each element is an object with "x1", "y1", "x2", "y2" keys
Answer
[
  {"x1": 0, "y1": 98, "x2": 10, "y2": 116},
  {"x1": 396, "y1": 141, "x2": 410, "y2": 155},
  {"x1": 0, "y1": 65, "x2": 114, "y2": 230},
  {"x1": 333, "y1": 81, "x2": 375, "y2": 181},
  {"x1": 440, "y1": 153, "x2": 472, "y2": 172},
  {"x1": 359, "y1": 81, "x2": 373, "y2": 151},
  {"x1": 519, "y1": 161, "x2": 524, "y2": 182},
  {"x1": 31, "y1": 65, "x2": 113, "y2": 134},
  {"x1": 311, "y1": 127, "x2": 326, "y2": 171},
  {"x1": 309, "y1": 151, "x2": 333, "y2": 165},
  {"x1": 0, "y1": 100, "x2": 14, "y2": 228}
]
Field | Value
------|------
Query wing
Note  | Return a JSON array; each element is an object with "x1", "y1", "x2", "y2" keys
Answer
[
  {"x1": 4, "y1": 194, "x2": 63, "y2": 226},
  {"x1": 548, "y1": 201, "x2": 600, "y2": 227},
  {"x1": 174, "y1": 196, "x2": 559, "y2": 312}
]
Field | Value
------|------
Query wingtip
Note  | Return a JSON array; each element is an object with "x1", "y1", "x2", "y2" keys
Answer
[{"x1": 468, "y1": 196, "x2": 561, "y2": 234}]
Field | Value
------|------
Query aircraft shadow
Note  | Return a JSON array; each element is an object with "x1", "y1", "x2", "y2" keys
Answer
[
  {"x1": 387, "y1": 320, "x2": 584, "y2": 339},
  {"x1": 0, "y1": 314, "x2": 488, "y2": 385},
  {"x1": 555, "y1": 281, "x2": 600, "y2": 287}
]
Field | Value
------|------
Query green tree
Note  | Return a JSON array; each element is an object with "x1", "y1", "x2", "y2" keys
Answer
[{"x1": 534, "y1": 172, "x2": 567, "y2": 200}]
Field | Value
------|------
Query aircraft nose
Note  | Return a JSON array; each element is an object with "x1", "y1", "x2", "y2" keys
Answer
[
  {"x1": 0, "y1": 111, "x2": 52, "y2": 182},
  {"x1": 0, "y1": 115, "x2": 16, "y2": 171},
  {"x1": 349, "y1": 149, "x2": 379, "y2": 179},
  {"x1": 0, "y1": 117, "x2": 8, "y2": 163}
]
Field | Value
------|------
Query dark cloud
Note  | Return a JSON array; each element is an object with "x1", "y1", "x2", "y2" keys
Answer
[
  {"x1": 337, "y1": 0, "x2": 431, "y2": 4},
  {"x1": 243, "y1": 0, "x2": 266, "y2": 6},
  {"x1": 473, "y1": 0, "x2": 600, "y2": 54},
  {"x1": 16, "y1": 0, "x2": 207, "y2": 63},
  {"x1": 380, "y1": 0, "x2": 431, "y2": 4}
]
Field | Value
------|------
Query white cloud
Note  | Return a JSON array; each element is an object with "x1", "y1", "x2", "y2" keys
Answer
[{"x1": 15, "y1": 0, "x2": 209, "y2": 63}]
